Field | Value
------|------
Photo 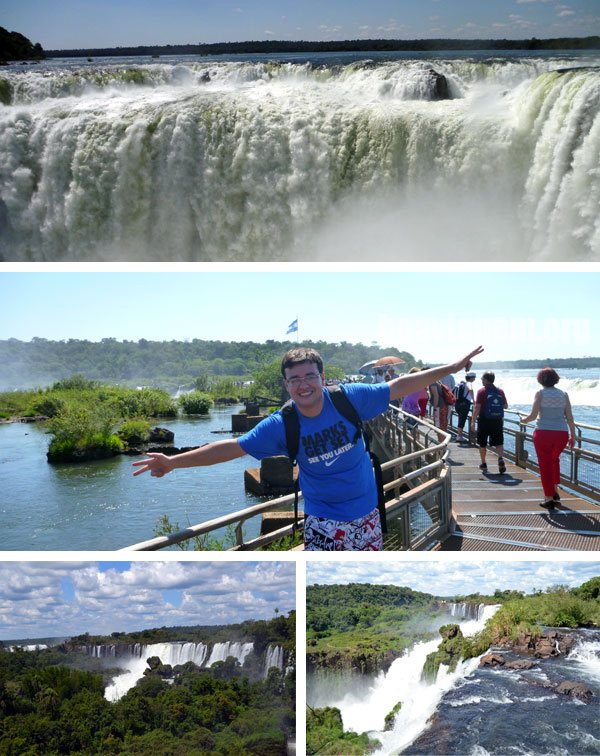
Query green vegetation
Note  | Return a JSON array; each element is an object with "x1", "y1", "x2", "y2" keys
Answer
[
  {"x1": 307, "y1": 584, "x2": 440, "y2": 673},
  {"x1": 178, "y1": 391, "x2": 213, "y2": 415},
  {"x1": 485, "y1": 585, "x2": 599, "y2": 642},
  {"x1": 306, "y1": 706, "x2": 380, "y2": 755},
  {"x1": 0, "y1": 337, "x2": 418, "y2": 391},
  {"x1": 422, "y1": 624, "x2": 491, "y2": 682},
  {"x1": 0, "y1": 26, "x2": 44, "y2": 61},
  {"x1": 383, "y1": 701, "x2": 402, "y2": 731},
  {"x1": 117, "y1": 418, "x2": 152, "y2": 445},
  {"x1": 0, "y1": 376, "x2": 180, "y2": 462},
  {"x1": 0, "y1": 646, "x2": 295, "y2": 755}
]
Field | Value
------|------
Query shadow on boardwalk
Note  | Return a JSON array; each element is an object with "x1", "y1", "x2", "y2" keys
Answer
[{"x1": 441, "y1": 439, "x2": 600, "y2": 551}]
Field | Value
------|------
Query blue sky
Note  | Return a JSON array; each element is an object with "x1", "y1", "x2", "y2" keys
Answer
[
  {"x1": 0, "y1": 272, "x2": 597, "y2": 363},
  {"x1": 0, "y1": 561, "x2": 296, "y2": 639},
  {"x1": 307, "y1": 559, "x2": 600, "y2": 596},
  {"x1": 3, "y1": 0, "x2": 599, "y2": 49}
]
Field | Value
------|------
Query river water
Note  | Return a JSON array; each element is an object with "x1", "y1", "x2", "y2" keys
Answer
[
  {"x1": 1, "y1": 50, "x2": 599, "y2": 261},
  {"x1": 308, "y1": 607, "x2": 600, "y2": 755},
  {"x1": 0, "y1": 405, "x2": 260, "y2": 550},
  {"x1": 0, "y1": 370, "x2": 597, "y2": 551}
]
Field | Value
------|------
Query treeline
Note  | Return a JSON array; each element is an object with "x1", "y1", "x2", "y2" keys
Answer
[
  {"x1": 68, "y1": 613, "x2": 296, "y2": 654},
  {"x1": 0, "y1": 645, "x2": 294, "y2": 754},
  {"x1": 0, "y1": 27, "x2": 44, "y2": 61},
  {"x1": 0, "y1": 338, "x2": 417, "y2": 390},
  {"x1": 46, "y1": 36, "x2": 600, "y2": 58}
]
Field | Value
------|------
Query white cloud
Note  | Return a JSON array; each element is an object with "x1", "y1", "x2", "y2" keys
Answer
[
  {"x1": 557, "y1": 9, "x2": 575, "y2": 15},
  {"x1": 0, "y1": 562, "x2": 295, "y2": 639}
]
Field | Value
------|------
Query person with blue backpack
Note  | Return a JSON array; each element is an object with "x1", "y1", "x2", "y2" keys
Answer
[
  {"x1": 470, "y1": 371, "x2": 508, "y2": 474},
  {"x1": 133, "y1": 344, "x2": 484, "y2": 550}
]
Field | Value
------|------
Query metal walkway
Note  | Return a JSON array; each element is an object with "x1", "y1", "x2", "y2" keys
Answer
[{"x1": 441, "y1": 439, "x2": 600, "y2": 551}]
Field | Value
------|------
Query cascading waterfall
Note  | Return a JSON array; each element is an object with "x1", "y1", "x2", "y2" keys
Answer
[
  {"x1": 101, "y1": 640, "x2": 253, "y2": 701},
  {"x1": 449, "y1": 602, "x2": 487, "y2": 621},
  {"x1": 313, "y1": 604, "x2": 499, "y2": 755},
  {"x1": 1, "y1": 56, "x2": 598, "y2": 261},
  {"x1": 264, "y1": 644, "x2": 284, "y2": 676}
]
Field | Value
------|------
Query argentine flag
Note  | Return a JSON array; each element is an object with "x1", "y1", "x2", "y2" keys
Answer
[{"x1": 286, "y1": 318, "x2": 298, "y2": 334}]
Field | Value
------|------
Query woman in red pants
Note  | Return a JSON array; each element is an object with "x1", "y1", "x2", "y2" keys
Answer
[{"x1": 521, "y1": 368, "x2": 576, "y2": 509}]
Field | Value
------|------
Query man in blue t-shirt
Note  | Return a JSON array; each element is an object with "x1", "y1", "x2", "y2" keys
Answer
[{"x1": 133, "y1": 345, "x2": 484, "y2": 550}]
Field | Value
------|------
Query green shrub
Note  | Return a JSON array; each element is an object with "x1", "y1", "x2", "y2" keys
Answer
[
  {"x1": 32, "y1": 396, "x2": 66, "y2": 418},
  {"x1": 118, "y1": 418, "x2": 151, "y2": 444},
  {"x1": 178, "y1": 391, "x2": 213, "y2": 415},
  {"x1": 118, "y1": 387, "x2": 178, "y2": 418}
]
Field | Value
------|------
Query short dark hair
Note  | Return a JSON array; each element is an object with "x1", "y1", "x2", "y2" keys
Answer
[
  {"x1": 281, "y1": 347, "x2": 324, "y2": 377},
  {"x1": 482, "y1": 371, "x2": 495, "y2": 384},
  {"x1": 537, "y1": 367, "x2": 560, "y2": 387}
]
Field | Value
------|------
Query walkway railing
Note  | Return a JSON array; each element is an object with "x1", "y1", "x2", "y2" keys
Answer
[
  {"x1": 448, "y1": 409, "x2": 600, "y2": 503},
  {"x1": 123, "y1": 406, "x2": 451, "y2": 551}
]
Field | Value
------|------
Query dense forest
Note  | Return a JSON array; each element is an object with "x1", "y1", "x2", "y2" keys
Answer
[
  {"x1": 307, "y1": 584, "x2": 441, "y2": 673},
  {"x1": 46, "y1": 36, "x2": 600, "y2": 58},
  {"x1": 0, "y1": 614, "x2": 295, "y2": 754},
  {"x1": 0, "y1": 651, "x2": 294, "y2": 754},
  {"x1": 0, "y1": 338, "x2": 418, "y2": 390},
  {"x1": 0, "y1": 27, "x2": 44, "y2": 61}
]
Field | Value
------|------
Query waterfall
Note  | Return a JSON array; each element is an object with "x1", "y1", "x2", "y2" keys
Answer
[
  {"x1": 317, "y1": 605, "x2": 499, "y2": 754},
  {"x1": 1, "y1": 56, "x2": 598, "y2": 261},
  {"x1": 264, "y1": 644, "x2": 284, "y2": 677},
  {"x1": 206, "y1": 641, "x2": 254, "y2": 667},
  {"x1": 449, "y1": 602, "x2": 487, "y2": 621},
  {"x1": 101, "y1": 640, "x2": 253, "y2": 701}
]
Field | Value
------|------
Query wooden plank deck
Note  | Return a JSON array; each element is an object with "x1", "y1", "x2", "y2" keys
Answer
[{"x1": 440, "y1": 438, "x2": 600, "y2": 551}]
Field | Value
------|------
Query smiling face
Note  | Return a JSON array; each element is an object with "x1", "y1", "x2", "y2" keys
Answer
[{"x1": 283, "y1": 360, "x2": 325, "y2": 417}]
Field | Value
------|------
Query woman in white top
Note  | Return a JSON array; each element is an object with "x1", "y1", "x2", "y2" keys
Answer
[{"x1": 521, "y1": 367, "x2": 576, "y2": 509}]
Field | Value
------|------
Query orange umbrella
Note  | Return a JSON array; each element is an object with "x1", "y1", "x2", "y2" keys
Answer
[{"x1": 373, "y1": 356, "x2": 405, "y2": 368}]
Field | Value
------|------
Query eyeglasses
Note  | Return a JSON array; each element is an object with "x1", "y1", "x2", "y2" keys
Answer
[{"x1": 285, "y1": 373, "x2": 321, "y2": 387}]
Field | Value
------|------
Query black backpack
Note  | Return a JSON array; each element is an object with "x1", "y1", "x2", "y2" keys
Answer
[{"x1": 280, "y1": 385, "x2": 387, "y2": 534}]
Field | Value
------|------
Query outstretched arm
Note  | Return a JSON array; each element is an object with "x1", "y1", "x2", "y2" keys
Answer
[
  {"x1": 132, "y1": 439, "x2": 247, "y2": 478},
  {"x1": 388, "y1": 346, "x2": 484, "y2": 402}
]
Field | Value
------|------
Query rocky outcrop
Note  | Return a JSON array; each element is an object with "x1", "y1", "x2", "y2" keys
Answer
[
  {"x1": 479, "y1": 653, "x2": 506, "y2": 667},
  {"x1": 426, "y1": 69, "x2": 450, "y2": 100},
  {"x1": 144, "y1": 656, "x2": 173, "y2": 678},
  {"x1": 511, "y1": 630, "x2": 574, "y2": 658},
  {"x1": 149, "y1": 427, "x2": 174, "y2": 443},
  {"x1": 556, "y1": 680, "x2": 594, "y2": 704}
]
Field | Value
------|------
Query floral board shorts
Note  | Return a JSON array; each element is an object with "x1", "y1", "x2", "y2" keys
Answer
[{"x1": 304, "y1": 507, "x2": 383, "y2": 551}]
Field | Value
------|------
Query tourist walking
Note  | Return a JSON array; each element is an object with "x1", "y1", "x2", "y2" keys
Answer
[
  {"x1": 454, "y1": 371, "x2": 476, "y2": 442},
  {"x1": 134, "y1": 345, "x2": 484, "y2": 551},
  {"x1": 470, "y1": 372, "x2": 508, "y2": 474},
  {"x1": 520, "y1": 368, "x2": 575, "y2": 509}
]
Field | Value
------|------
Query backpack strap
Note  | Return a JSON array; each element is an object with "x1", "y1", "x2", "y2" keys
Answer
[
  {"x1": 280, "y1": 401, "x2": 300, "y2": 533},
  {"x1": 280, "y1": 385, "x2": 388, "y2": 534}
]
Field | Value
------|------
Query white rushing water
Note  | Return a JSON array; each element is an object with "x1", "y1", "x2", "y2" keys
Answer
[
  {"x1": 320, "y1": 605, "x2": 499, "y2": 755},
  {"x1": 570, "y1": 638, "x2": 600, "y2": 685},
  {"x1": 1, "y1": 56, "x2": 599, "y2": 261}
]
